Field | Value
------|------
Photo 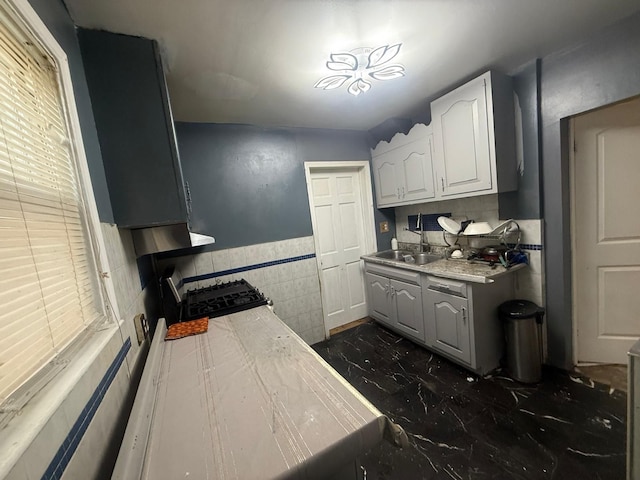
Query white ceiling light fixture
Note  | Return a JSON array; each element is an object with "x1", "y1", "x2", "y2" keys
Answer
[{"x1": 314, "y1": 43, "x2": 405, "y2": 96}]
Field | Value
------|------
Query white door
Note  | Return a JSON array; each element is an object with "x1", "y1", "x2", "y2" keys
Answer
[
  {"x1": 306, "y1": 163, "x2": 375, "y2": 332},
  {"x1": 572, "y1": 97, "x2": 640, "y2": 364}
]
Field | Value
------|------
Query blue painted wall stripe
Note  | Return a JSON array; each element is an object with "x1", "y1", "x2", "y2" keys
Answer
[
  {"x1": 183, "y1": 253, "x2": 316, "y2": 284},
  {"x1": 41, "y1": 337, "x2": 131, "y2": 480}
]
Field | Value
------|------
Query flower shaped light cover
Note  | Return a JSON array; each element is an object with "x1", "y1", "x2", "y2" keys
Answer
[{"x1": 314, "y1": 44, "x2": 405, "y2": 96}]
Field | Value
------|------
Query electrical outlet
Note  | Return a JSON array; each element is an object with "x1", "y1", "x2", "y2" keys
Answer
[
  {"x1": 133, "y1": 313, "x2": 148, "y2": 345},
  {"x1": 379, "y1": 221, "x2": 389, "y2": 233}
]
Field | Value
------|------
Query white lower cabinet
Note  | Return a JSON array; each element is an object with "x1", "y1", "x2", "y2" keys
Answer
[
  {"x1": 364, "y1": 260, "x2": 515, "y2": 375},
  {"x1": 364, "y1": 264, "x2": 425, "y2": 343}
]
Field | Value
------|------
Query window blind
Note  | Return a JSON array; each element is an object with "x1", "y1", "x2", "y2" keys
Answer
[{"x1": 0, "y1": 5, "x2": 104, "y2": 403}]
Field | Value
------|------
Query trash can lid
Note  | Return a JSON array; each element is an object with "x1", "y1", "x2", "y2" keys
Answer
[{"x1": 499, "y1": 299, "x2": 544, "y2": 319}]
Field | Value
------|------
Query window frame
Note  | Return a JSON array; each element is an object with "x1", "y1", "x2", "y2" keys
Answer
[
  {"x1": 3, "y1": 0, "x2": 121, "y2": 324},
  {"x1": 0, "y1": 0, "x2": 125, "y2": 475}
]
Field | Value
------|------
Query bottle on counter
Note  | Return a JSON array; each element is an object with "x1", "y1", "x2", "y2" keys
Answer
[{"x1": 391, "y1": 237, "x2": 398, "y2": 250}]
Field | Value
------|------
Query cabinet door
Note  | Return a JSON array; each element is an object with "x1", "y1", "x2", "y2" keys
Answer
[
  {"x1": 79, "y1": 29, "x2": 188, "y2": 228},
  {"x1": 365, "y1": 273, "x2": 392, "y2": 326},
  {"x1": 426, "y1": 294, "x2": 471, "y2": 364},
  {"x1": 391, "y1": 280, "x2": 425, "y2": 342},
  {"x1": 372, "y1": 153, "x2": 401, "y2": 207},
  {"x1": 396, "y1": 138, "x2": 435, "y2": 203},
  {"x1": 432, "y1": 74, "x2": 493, "y2": 197}
]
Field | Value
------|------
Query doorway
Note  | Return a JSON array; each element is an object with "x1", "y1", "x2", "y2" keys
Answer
[
  {"x1": 571, "y1": 96, "x2": 640, "y2": 364},
  {"x1": 304, "y1": 161, "x2": 377, "y2": 336}
]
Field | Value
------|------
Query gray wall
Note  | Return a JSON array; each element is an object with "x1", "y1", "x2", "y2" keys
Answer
[
  {"x1": 499, "y1": 60, "x2": 542, "y2": 220},
  {"x1": 175, "y1": 123, "x2": 377, "y2": 249},
  {"x1": 27, "y1": 0, "x2": 113, "y2": 223},
  {"x1": 540, "y1": 11, "x2": 640, "y2": 368}
]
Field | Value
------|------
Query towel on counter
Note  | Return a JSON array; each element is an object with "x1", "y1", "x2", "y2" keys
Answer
[{"x1": 165, "y1": 317, "x2": 209, "y2": 341}]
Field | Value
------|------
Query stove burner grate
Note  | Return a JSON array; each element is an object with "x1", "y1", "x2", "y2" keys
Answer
[{"x1": 182, "y1": 279, "x2": 267, "y2": 321}]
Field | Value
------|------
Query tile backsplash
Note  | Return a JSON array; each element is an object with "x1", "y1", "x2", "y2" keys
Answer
[{"x1": 157, "y1": 236, "x2": 325, "y2": 345}]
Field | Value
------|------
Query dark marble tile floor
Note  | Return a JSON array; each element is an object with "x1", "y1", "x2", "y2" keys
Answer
[{"x1": 312, "y1": 321, "x2": 627, "y2": 480}]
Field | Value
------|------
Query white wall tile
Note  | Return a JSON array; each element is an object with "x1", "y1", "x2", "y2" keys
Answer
[
  {"x1": 193, "y1": 252, "x2": 214, "y2": 276},
  {"x1": 514, "y1": 219, "x2": 542, "y2": 245},
  {"x1": 259, "y1": 242, "x2": 278, "y2": 263},
  {"x1": 279, "y1": 280, "x2": 296, "y2": 301},
  {"x1": 527, "y1": 251, "x2": 543, "y2": 275},
  {"x1": 244, "y1": 245, "x2": 262, "y2": 266},
  {"x1": 311, "y1": 326, "x2": 326, "y2": 344},
  {"x1": 277, "y1": 262, "x2": 295, "y2": 283},
  {"x1": 291, "y1": 278, "x2": 305, "y2": 299},
  {"x1": 274, "y1": 240, "x2": 290, "y2": 261},
  {"x1": 175, "y1": 255, "x2": 196, "y2": 279},
  {"x1": 515, "y1": 270, "x2": 544, "y2": 307},
  {"x1": 310, "y1": 308, "x2": 324, "y2": 329},
  {"x1": 300, "y1": 236, "x2": 315, "y2": 255},
  {"x1": 227, "y1": 247, "x2": 247, "y2": 269},
  {"x1": 269, "y1": 282, "x2": 285, "y2": 304},
  {"x1": 262, "y1": 265, "x2": 280, "y2": 285},
  {"x1": 298, "y1": 312, "x2": 313, "y2": 332},
  {"x1": 309, "y1": 292, "x2": 323, "y2": 311},
  {"x1": 210, "y1": 250, "x2": 230, "y2": 273},
  {"x1": 395, "y1": 194, "x2": 500, "y2": 241},
  {"x1": 300, "y1": 258, "x2": 318, "y2": 278}
]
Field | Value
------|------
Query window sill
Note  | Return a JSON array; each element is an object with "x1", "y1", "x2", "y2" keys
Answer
[{"x1": 0, "y1": 323, "x2": 125, "y2": 478}]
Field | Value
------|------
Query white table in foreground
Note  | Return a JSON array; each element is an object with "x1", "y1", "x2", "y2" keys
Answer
[{"x1": 113, "y1": 306, "x2": 406, "y2": 480}]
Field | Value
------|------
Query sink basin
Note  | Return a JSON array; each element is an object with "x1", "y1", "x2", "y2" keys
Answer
[
  {"x1": 374, "y1": 250, "x2": 411, "y2": 261},
  {"x1": 371, "y1": 250, "x2": 443, "y2": 265},
  {"x1": 412, "y1": 253, "x2": 443, "y2": 265}
]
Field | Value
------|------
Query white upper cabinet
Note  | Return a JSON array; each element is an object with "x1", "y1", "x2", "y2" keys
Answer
[
  {"x1": 431, "y1": 71, "x2": 517, "y2": 199},
  {"x1": 371, "y1": 123, "x2": 435, "y2": 208}
]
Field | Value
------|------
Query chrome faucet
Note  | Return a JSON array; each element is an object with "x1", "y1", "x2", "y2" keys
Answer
[{"x1": 404, "y1": 213, "x2": 430, "y2": 253}]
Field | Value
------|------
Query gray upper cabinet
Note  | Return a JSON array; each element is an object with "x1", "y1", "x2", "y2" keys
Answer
[{"x1": 78, "y1": 29, "x2": 188, "y2": 228}]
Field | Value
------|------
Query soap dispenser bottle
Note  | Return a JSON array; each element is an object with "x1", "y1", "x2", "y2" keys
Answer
[{"x1": 391, "y1": 237, "x2": 398, "y2": 250}]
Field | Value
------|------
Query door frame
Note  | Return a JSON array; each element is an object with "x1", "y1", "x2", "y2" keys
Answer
[
  {"x1": 569, "y1": 117, "x2": 580, "y2": 365},
  {"x1": 304, "y1": 161, "x2": 377, "y2": 337}
]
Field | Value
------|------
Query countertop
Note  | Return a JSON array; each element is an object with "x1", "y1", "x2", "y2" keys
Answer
[
  {"x1": 361, "y1": 252, "x2": 526, "y2": 284},
  {"x1": 113, "y1": 306, "x2": 407, "y2": 480}
]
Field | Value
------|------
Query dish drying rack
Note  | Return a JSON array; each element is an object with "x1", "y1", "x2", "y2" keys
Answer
[{"x1": 443, "y1": 220, "x2": 522, "y2": 251}]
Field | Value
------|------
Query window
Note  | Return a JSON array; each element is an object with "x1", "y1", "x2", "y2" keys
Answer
[{"x1": 0, "y1": 2, "x2": 109, "y2": 403}]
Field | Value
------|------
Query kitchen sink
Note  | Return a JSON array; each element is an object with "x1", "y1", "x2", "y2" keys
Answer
[
  {"x1": 373, "y1": 250, "x2": 412, "y2": 261},
  {"x1": 412, "y1": 252, "x2": 443, "y2": 265},
  {"x1": 371, "y1": 250, "x2": 443, "y2": 264}
]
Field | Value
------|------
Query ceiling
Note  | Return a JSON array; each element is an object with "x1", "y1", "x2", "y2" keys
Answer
[{"x1": 64, "y1": 0, "x2": 640, "y2": 131}]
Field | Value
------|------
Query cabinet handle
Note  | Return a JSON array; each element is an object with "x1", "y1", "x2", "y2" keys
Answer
[
  {"x1": 397, "y1": 187, "x2": 400, "y2": 198},
  {"x1": 462, "y1": 307, "x2": 467, "y2": 324},
  {"x1": 390, "y1": 286, "x2": 395, "y2": 297},
  {"x1": 185, "y1": 181, "x2": 193, "y2": 216},
  {"x1": 441, "y1": 178, "x2": 445, "y2": 192},
  {"x1": 401, "y1": 187, "x2": 405, "y2": 198}
]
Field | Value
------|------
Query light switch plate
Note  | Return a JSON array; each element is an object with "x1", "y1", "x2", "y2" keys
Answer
[{"x1": 379, "y1": 221, "x2": 389, "y2": 233}]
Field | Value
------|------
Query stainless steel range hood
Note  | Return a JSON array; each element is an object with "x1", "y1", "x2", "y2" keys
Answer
[{"x1": 131, "y1": 224, "x2": 215, "y2": 256}]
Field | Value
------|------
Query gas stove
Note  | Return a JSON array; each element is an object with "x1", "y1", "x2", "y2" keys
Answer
[{"x1": 182, "y1": 279, "x2": 268, "y2": 322}]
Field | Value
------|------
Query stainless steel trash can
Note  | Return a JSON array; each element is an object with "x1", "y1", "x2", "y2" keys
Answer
[{"x1": 499, "y1": 300, "x2": 545, "y2": 383}]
